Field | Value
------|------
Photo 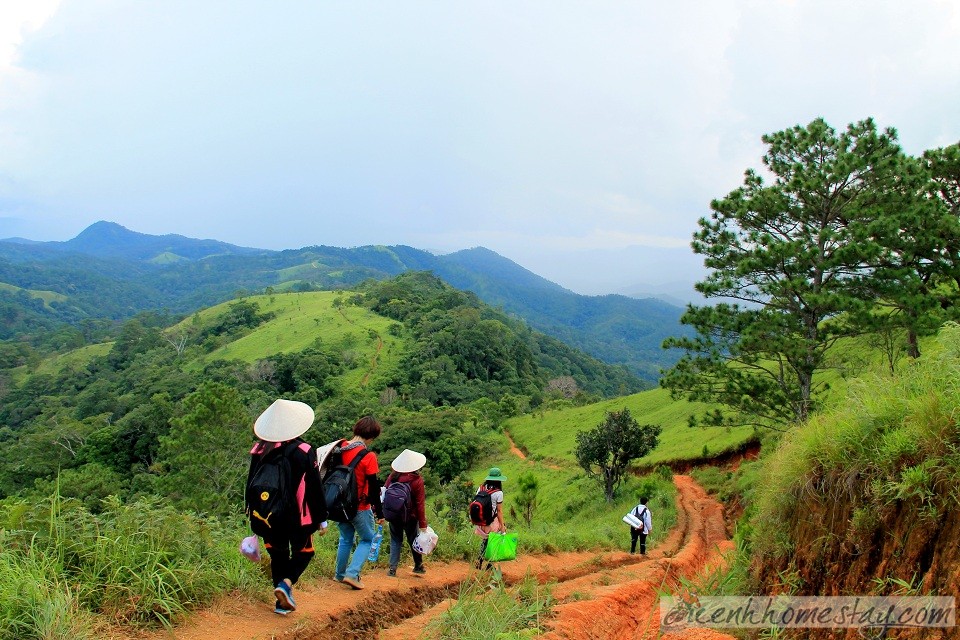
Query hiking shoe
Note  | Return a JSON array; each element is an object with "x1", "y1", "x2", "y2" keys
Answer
[
  {"x1": 274, "y1": 581, "x2": 296, "y2": 611},
  {"x1": 342, "y1": 575, "x2": 364, "y2": 590},
  {"x1": 412, "y1": 566, "x2": 426, "y2": 575},
  {"x1": 274, "y1": 601, "x2": 292, "y2": 616},
  {"x1": 387, "y1": 567, "x2": 397, "y2": 577}
]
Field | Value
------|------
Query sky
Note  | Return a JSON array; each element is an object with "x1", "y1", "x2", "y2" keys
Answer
[{"x1": 0, "y1": 1, "x2": 958, "y2": 298}]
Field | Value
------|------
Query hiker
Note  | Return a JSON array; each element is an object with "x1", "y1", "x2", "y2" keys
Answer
[
  {"x1": 332, "y1": 415, "x2": 383, "y2": 590},
  {"x1": 629, "y1": 496, "x2": 653, "y2": 555},
  {"x1": 472, "y1": 467, "x2": 507, "y2": 569},
  {"x1": 246, "y1": 399, "x2": 328, "y2": 616},
  {"x1": 383, "y1": 449, "x2": 429, "y2": 577}
]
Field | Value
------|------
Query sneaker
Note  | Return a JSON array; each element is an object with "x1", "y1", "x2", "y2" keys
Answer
[
  {"x1": 274, "y1": 601, "x2": 292, "y2": 616},
  {"x1": 274, "y1": 581, "x2": 296, "y2": 611},
  {"x1": 387, "y1": 567, "x2": 397, "y2": 577},
  {"x1": 412, "y1": 566, "x2": 426, "y2": 575},
  {"x1": 342, "y1": 575, "x2": 364, "y2": 590}
]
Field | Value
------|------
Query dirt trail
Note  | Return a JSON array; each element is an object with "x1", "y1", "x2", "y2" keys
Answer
[
  {"x1": 129, "y1": 476, "x2": 733, "y2": 640},
  {"x1": 505, "y1": 430, "x2": 527, "y2": 459}
]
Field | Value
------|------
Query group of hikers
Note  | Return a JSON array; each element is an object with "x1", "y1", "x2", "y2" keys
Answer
[
  {"x1": 244, "y1": 398, "x2": 651, "y2": 616},
  {"x1": 244, "y1": 398, "x2": 511, "y2": 616}
]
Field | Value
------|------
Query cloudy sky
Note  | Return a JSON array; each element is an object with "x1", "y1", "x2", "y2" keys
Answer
[{"x1": 1, "y1": 1, "x2": 958, "y2": 297}]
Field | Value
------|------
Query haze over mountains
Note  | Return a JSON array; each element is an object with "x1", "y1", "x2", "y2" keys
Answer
[{"x1": 0, "y1": 221, "x2": 690, "y2": 381}]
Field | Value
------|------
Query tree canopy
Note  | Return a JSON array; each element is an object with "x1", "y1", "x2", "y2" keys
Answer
[
  {"x1": 575, "y1": 408, "x2": 661, "y2": 501},
  {"x1": 663, "y1": 117, "x2": 960, "y2": 429}
]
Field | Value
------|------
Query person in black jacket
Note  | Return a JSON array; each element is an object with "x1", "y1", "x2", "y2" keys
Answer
[{"x1": 247, "y1": 399, "x2": 328, "y2": 616}]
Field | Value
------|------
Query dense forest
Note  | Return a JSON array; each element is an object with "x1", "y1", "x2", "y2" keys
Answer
[{"x1": 0, "y1": 271, "x2": 639, "y2": 514}]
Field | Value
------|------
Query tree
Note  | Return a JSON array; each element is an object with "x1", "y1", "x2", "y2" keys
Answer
[
  {"x1": 575, "y1": 408, "x2": 660, "y2": 501},
  {"x1": 156, "y1": 382, "x2": 251, "y2": 516},
  {"x1": 663, "y1": 118, "x2": 913, "y2": 429},
  {"x1": 512, "y1": 472, "x2": 539, "y2": 526}
]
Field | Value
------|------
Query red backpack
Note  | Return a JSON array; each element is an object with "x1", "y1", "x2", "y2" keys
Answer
[{"x1": 468, "y1": 486, "x2": 495, "y2": 526}]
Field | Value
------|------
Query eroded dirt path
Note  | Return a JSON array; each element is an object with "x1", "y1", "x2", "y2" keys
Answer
[{"x1": 129, "y1": 475, "x2": 733, "y2": 640}]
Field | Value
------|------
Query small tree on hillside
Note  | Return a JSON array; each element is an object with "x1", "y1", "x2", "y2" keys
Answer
[
  {"x1": 575, "y1": 408, "x2": 660, "y2": 502},
  {"x1": 512, "y1": 472, "x2": 539, "y2": 526}
]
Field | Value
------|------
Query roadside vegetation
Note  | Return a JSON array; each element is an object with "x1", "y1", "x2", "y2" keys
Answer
[{"x1": 751, "y1": 324, "x2": 960, "y2": 566}]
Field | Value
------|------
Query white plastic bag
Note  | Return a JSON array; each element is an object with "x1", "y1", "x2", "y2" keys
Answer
[
  {"x1": 240, "y1": 534, "x2": 261, "y2": 562},
  {"x1": 412, "y1": 526, "x2": 438, "y2": 555}
]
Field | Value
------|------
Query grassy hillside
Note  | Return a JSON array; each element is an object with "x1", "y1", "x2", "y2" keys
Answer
[
  {"x1": 0, "y1": 283, "x2": 68, "y2": 308},
  {"x1": 507, "y1": 387, "x2": 757, "y2": 468},
  {"x1": 187, "y1": 291, "x2": 404, "y2": 393}
]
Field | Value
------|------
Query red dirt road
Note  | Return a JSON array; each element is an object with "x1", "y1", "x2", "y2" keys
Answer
[{"x1": 128, "y1": 476, "x2": 733, "y2": 640}]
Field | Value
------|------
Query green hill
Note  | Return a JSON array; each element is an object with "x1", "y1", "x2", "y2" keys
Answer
[{"x1": 507, "y1": 387, "x2": 757, "y2": 468}]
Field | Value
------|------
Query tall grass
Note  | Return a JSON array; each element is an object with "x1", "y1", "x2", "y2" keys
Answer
[
  {"x1": 0, "y1": 487, "x2": 260, "y2": 639},
  {"x1": 430, "y1": 573, "x2": 553, "y2": 640},
  {"x1": 751, "y1": 323, "x2": 960, "y2": 562}
]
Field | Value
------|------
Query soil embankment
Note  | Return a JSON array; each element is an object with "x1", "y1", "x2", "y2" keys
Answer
[
  {"x1": 129, "y1": 476, "x2": 733, "y2": 640},
  {"x1": 754, "y1": 495, "x2": 960, "y2": 640}
]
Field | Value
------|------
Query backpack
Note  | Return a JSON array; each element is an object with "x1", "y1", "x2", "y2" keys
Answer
[
  {"x1": 382, "y1": 475, "x2": 414, "y2": 523},
  {"x1": 246, "y1": 441, "x2": 299, "y2": 537},
  {"x1": 469, "y1": 486, "x2": 496, "y2": 526},
  {"x1": 322, "y1": 444, "x2": 370, "y2": 523},
  {"x1": 633, "y1": 506, "x2": 648, "y2": 532}
]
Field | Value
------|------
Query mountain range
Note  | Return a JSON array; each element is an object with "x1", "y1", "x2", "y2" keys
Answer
[{"x1": 0, "y1": 221, "x2": 688, "y2": 381}]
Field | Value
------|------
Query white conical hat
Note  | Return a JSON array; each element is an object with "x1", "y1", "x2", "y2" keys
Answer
[
  {"x1": 391, "y1": 449, "x2": 427, "y2": 473},
  {"x1": 254, "y1": 399, "x2": 314, "y2": 442}
]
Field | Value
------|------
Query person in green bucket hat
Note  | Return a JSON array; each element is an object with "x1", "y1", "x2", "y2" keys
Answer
[{"x1": 470, "y1": 467, "x2": 507, "y2": 569}]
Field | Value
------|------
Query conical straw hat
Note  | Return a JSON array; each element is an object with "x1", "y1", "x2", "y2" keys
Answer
[
  {"x1": 391, "y1": 449, "x2": 427, "y2": 473},
  {"x1": 253, "y1": 399, "x2": 314, "y2": 442}
]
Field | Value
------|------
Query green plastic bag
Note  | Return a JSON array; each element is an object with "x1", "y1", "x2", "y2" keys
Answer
[{"x1": 484, "y1": 532, "x2": 518, "y2": 562}]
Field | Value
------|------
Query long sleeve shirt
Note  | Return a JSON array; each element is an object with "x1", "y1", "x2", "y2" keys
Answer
[
  {"x1": 386, "y1": 471, "x2": 427, "y2": 529},
  {"x1": 248, "y1": 438, "x2": 328, "y2": 534},
  {"x1": 632, "y1": 504, "x2": 653, "y2": 534}
]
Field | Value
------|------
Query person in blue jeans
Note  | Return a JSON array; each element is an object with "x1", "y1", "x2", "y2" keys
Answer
[{"x1": 333, "y1": 416, "x2": 383, "y2": 590}]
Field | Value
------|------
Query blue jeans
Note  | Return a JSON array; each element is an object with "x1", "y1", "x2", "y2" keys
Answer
[{"x1": 335, "y1": 509, "x2": 375, "y2": 580}]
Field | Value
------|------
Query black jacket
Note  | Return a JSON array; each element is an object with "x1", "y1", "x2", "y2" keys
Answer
[{"x1": 247, "y1": 438, "x2": 327, "y2": 534}]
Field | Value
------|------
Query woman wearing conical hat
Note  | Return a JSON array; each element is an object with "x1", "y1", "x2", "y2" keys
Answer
[
  {"x1": 383, "y1": 449, "x2": 429, "y2": 577},
  {"x1": 246, "y1": 399, "x2": 328, "y2": 616}
]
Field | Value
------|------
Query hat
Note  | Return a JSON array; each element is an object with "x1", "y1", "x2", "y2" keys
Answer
[
  {"x1": 253, "y1": 399, "x2": 314, "y2": 442},
  {"x1": 484, "y1": 467, "x2": 507, "y2": 483},
  {"x1": 391, "y1": 449, "x2": 427, "y2": 473}
]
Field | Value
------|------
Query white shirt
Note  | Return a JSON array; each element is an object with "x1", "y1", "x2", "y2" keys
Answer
[{"x1": 632, "y1": 504, "x2": 652, "y2": 534}]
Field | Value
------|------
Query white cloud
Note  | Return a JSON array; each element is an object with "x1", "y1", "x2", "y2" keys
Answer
[{"x1": 0, "y1": 1, "x2": 957, "y2": 291}]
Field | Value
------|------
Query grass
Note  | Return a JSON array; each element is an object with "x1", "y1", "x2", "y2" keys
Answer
[
  {"x1": 507, "y1": 387, "x2": 757, "y2": 468},
  {"x1": 750, "y1": 323, "x2": 960, "y2": 562},
  {"x1": 0, "y1": 282, "x2": 69, "y2": 309},
  {"x1": 0, "y1": 489, "x2": 260, "y2": 639},
  {"x1": 430, "y1": 573, "x2": 553, "y2": 640},
  {"x1": 31, "y1": 343, "x2": 113, "y2": 377},
  {"x1": 177, "y1": 291, "x2": 406, "y2": 394}
]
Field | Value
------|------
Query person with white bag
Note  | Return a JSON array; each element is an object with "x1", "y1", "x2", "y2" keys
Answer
[
  {"x1": 382, "y1": 449, "x2": 431, "y2": 577},
  {"x1": 628, "y1": 495, "x2": 652, "y2": 555}
]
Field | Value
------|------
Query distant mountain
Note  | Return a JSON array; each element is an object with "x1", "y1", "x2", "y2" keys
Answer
[
  {"x1": 0, "y1": 222, "x2": 688, "y2": 382},
  {"x1": 55, "y1": 220, "x2": 267, "y2": 261}
]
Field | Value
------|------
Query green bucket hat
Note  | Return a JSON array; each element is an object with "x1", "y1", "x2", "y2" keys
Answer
[{"x1": 484, "y1": 467, "x2": 507, "y2": 482}]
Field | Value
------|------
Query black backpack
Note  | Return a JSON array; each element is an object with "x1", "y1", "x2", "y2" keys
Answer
[
  {"x1": 468, "y1": 486, "x2": 495, "y2": 526},
  {"x1": 322, "y1": 444, "x2": 370, "y2": 523},
  {"x1": 382, "y1": 475, "x2": 414, "y2": 523},
  {"x1": 246, "y1": 441, "x2": 299, "y2": 536}
]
